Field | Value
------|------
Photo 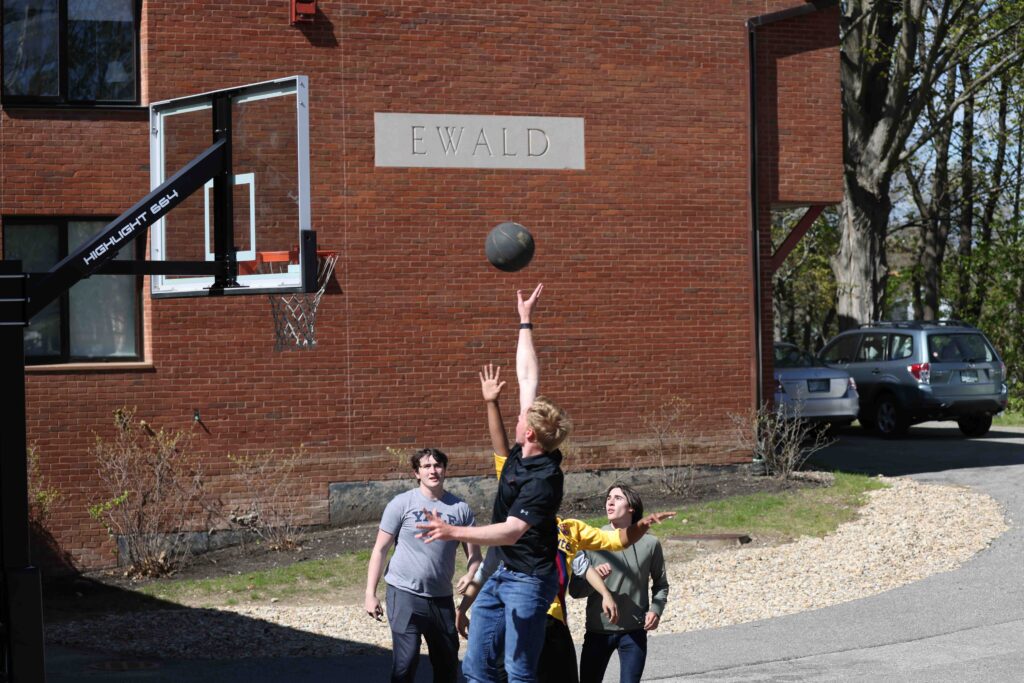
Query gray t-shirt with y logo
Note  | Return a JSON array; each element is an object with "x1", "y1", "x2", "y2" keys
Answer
[{"x1": 381, "y1": 488, "x2": 475, "y2": 598}]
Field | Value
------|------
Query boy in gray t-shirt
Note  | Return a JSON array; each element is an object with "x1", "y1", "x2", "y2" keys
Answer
[{"x1": 365, "y1": 448, "x2": 481, "y2": 683}]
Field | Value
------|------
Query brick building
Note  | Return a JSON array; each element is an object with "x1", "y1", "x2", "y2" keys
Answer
[{"x1": 1, "y1": 1, "x2": 842, "y2": 570}]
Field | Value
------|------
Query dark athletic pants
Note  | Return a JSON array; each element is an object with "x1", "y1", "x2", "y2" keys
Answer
[
  {"x1": 386, "y1": 584, "x2": 459, "y2": 683},
  {"x1": 493, "y1": 615, "x2": 580, "y2": 683}
]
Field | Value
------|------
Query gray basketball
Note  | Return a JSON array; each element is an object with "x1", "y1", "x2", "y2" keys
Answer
[{"x1": 485, "y1": 222, "x2": 535, "y2": 272}]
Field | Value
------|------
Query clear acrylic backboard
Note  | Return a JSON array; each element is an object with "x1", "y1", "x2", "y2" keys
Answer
[{"x1": 149, "y1": 76, "x2": 310, "y2": 296}]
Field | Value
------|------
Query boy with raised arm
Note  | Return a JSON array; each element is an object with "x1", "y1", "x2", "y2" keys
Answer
[
  {"x1": 457, "y1": 362, "x2": 675, "y2": 682},
  {"x1": 417, "y1": 284, "x2": 569, "y2": 682}
]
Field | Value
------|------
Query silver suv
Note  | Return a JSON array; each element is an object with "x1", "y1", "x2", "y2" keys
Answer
[{"x1": 818, "y1": 321, "x2": 1008, "y2": 437}]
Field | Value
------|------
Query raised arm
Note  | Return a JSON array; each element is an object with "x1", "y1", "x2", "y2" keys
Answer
[
  {"x1": 516, "y1": 284, "x2": 543, "y2": 415},
  {"x1": 480, "y1": 364, "x2": 510, "y2": 458},
  {"x1": 622, "y1": 511, "x2": 677, "y2": 547}
]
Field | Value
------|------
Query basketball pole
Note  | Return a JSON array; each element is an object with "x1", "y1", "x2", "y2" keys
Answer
[
  {"x1": 0, "y1": 103, "x2": 239, "y2": 681},
  {"x1": 0, "y1": 262, "x2": 45, "y2": 682}
]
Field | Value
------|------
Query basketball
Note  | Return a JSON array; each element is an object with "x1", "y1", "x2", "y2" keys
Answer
[{"x1": 485, "y1": 222, "x2": 535, "y2": 272}]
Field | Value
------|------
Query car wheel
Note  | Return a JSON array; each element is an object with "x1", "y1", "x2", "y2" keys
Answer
[
  {"x1": 874, "y1": 395, "x2": 909, "y2": 438},
  {"x1": 957, "y1": 414, "x2": 992, "y2": 438}
]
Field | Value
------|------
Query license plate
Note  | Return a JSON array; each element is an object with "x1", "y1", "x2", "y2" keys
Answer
[
  {"x1": 961, "y1": 370, "x2": 978, "y2": 383},
  {"x1": 807, "y1": 379, "x2": 829, "y2": 393}
]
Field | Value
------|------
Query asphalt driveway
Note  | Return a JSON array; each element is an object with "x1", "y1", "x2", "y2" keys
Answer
[{"x1": 639, "y1": 421, "x2": 1024, "y2": 682}]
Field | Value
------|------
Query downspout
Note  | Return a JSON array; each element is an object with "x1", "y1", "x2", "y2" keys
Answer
[{"x1": 746, "y1": 0, "x2": 839, "y2": 407}]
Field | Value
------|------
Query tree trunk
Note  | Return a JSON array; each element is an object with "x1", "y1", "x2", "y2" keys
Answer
[
  {"x1": 954, "y1": 62, "x2": 975, "y2": 318},
  {"x1": 833, "y1": 175, "x2": 891, "y2": 328}
]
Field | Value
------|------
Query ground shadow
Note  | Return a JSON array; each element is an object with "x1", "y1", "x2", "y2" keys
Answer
[
  {"x1": 808, "y1": 424, "x2": 1024, "y2": 477},
  {"x1": 42, "y1": 574, "x2": 394, "y2": 682}
]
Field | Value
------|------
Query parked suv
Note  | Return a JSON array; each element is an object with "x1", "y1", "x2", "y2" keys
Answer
[{"x1": 818, "y1": 321, "x2": 1008, "y2": 437}]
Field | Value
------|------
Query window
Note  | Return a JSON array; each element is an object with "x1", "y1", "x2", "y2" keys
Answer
[
  {"x1": 3, "y1": 218, "x2": 141, "y2": 363},
  {"x1": 2, "y1": 0, "x2": 138, "y2": 104},
  {"x1": 928, "y1": 334, "x2": 995, "y2": 364},
  {"x1": 856, "y1": 333, "x2": 887, "y2": 362},
  {"x1": 889, "y1": 334, "x2": 913, "y2": 361},
  {"x1": 821, "y1": 334, "x2": 859, "y2": 364}
]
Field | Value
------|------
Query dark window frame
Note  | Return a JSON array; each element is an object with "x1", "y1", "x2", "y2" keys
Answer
[
  {"x1": 1, "y1": 0, "x2": 141, "y2": 106},
  {"x1": 2, "y1": 215, "x2": 144, "y2": 364}
]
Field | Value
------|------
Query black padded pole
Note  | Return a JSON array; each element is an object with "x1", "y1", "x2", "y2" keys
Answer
[{"x1": 0, "y1": 261, "x2": 45, "y2": 682}]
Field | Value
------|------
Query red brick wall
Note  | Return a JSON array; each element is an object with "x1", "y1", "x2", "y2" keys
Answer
[
  {"x1": 755, "y1": 6, "x2": 843, "y2": 395},
  {"x1": 1, "y1": 1, "x2": 842, "y2": 569}
]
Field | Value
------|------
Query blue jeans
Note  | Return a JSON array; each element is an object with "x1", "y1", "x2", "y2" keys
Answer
[
  {"x1": 463, "y1": 564, "x2": 558, "y2": 683},
  {"x1": 579, "y1": 630, "x2": 648, "y2": 683}
]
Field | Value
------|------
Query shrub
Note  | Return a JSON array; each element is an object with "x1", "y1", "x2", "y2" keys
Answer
[
  {"x1": 730, "y1": 403, "x2": 833, "y2": 479},
  {"x1": 643, "y1": 396, "x2": 696, "y2": 494},
  {"x1": 227, "y1": 448, "x2": 305, "y2": 551},
  {"x1": 88, "y1": 408, "x2": 212, "y2": 578},
  {"x1": 27, "y1": 445, "x2": 61, "y2": 526}
]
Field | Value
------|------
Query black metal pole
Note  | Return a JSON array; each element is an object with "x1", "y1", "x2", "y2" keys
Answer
[
  {"x1": 0, "y1": 262, "x2": 45, "y2": 682},
  {"x1": 209, "y1": 94, "x2": 239, "y2": 294}
]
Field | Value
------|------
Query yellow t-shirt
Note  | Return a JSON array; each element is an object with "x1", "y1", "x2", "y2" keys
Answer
[{"x1": 493, "y1": 454, "x2": 623, "y2": 624}]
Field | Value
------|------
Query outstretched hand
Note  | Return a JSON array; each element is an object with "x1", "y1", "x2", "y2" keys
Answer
[
  {"x1": 517, "y1": 283, "x2": 543, "y2": 322},
  {"x1": 637, "y1": 511, "x2": 676, "y2": 531},
  {"x1": 415, "y1": 509, "x2": 455, "y2": 544},
  {"x1": 480, "y1": 364, "x2": 506, "y2": 403}
]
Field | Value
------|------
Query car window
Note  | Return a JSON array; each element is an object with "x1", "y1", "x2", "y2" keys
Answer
[
  {"x1": 774, "y1": 344, "x2": 798, "y2": 365},
  {"x1": 928, "y1": 333, "x2": 995, "y2": 363},
  {"x1": 856, "y1": 333, "x2": 887, "y2": 362},
  {"x1": 775, "y1": 346, "x2": 817, "y2": 368},
  {"x1": 889, "y1": 334, "x2": 913, "y2": 360},
  {"x1": 821, "y1": 334, "x2": 859, "y2": 364}
]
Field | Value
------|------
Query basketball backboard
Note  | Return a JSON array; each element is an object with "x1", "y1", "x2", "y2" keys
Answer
[{"x1": 149, "y1": 76, "x2": 311, "y2": 296}]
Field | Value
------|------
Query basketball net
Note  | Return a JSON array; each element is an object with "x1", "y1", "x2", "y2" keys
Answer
[{"x1": 245, "y1": 250, "x2": 338, "y2": 351}]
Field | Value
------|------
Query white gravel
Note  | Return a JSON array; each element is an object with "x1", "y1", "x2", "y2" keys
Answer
[{"x1": 48, "y1": 477, "x2": 1008, "y2": 659}]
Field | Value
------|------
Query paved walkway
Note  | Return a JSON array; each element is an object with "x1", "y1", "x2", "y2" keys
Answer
[
  {"x1": 47, "y1": 422, "x2": 1024, "y2": 682},
  {"x1": 639, "y1": 422, "x2": 1024, "y2": 682}
]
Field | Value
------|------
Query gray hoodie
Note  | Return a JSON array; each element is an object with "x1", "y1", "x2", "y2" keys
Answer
[{"x1": 569, "y1": 527, "x2": 669, "y2": 633}]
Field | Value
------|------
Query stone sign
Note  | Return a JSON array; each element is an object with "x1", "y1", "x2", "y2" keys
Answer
[{"x1": 374, "y1": 113, "x2": 585, "y2": 169}]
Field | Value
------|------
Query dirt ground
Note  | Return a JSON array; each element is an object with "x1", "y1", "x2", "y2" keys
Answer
[{"x1": 42, "y1": 470, "x2": 817, "y2": 623}]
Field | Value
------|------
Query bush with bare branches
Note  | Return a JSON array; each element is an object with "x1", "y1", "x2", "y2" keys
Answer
[
  {"x1": 87, "y1": 408, "x2": 212, "y2": 578},
  {"x1": 28, "y1": 445, "x2": 61, "y2": 526},
  {"x1": 227, "y1": 448, "x2": 305, "y2": 551},
  {"x1": 643, "y1": 396, "x2": 697, "y2": 494},
  {"x1": 730, "y1": 403, "x2": 833, "y2": 478}
]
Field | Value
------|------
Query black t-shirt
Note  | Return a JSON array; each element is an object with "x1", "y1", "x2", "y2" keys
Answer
[{"x1": 492, "y1": 443, "x2": 564, "y2": 575}]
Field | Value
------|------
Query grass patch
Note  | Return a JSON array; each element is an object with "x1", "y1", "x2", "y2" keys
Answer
[
  {"x1": 994, "y1": 410, "x2": 1024, "y2": 427},
  {"x1": 585, "y1": 472, "x2": 887, "y2": 541}
]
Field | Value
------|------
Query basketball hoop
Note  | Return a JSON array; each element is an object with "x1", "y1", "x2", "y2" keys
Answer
[{"x1": 244, "y1": 249, "x2": 337, "y2": 351}]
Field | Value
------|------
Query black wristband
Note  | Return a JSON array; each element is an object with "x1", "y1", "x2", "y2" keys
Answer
[{"x1": 519, "y1": 322, "x2": 533, "y2": 329}]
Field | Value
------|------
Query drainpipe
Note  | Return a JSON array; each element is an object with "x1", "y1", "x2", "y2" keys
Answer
[{"x1": 746, "y1": 0, "x2": 839, "y2": 407}]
